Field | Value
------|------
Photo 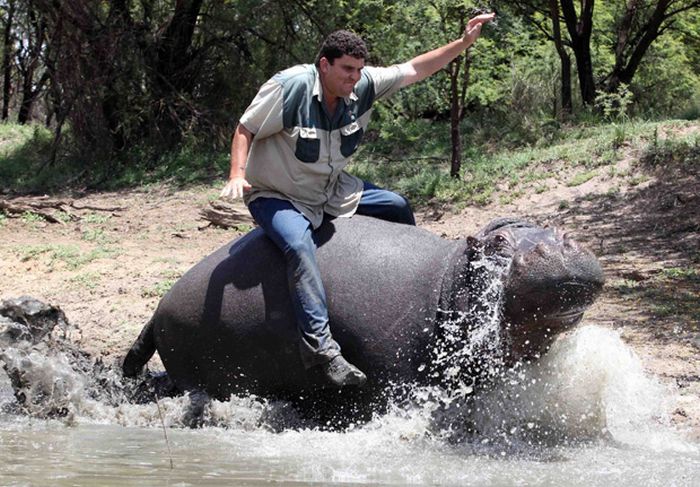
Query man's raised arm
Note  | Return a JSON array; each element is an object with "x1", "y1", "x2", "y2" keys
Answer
[{"x1": 399, "y1": 13, "x2": 495, "y2": 88}]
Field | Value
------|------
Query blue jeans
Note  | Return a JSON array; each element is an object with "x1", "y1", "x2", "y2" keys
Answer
[{"x1": 248, "y1": 181, "x2": 414, "y2": 368}]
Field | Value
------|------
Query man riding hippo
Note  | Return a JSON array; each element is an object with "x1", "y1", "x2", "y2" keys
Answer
[{"x1": 218, "y1": 14, "x2": 496, "y2": 387}]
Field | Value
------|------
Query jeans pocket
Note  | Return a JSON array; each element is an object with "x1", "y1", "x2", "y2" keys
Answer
[
  {"x1": 340, "y1": 122, "x2": 363, "y2": 157},
  {"x1": 295, "y1": 127, "x2": 320, "y2": 163}
]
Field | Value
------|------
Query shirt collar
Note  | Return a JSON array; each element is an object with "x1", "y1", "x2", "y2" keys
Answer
[{"x1": 312, "y1": 65, "x2": 358, "y2": 105}]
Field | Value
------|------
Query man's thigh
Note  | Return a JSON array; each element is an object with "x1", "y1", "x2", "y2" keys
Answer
[
  {"x1": 356, "y1": 181, "x2": 415, "y2": 225},
  {"x1": 248, "y1": 198, "x2": 314, "y2": 252}
]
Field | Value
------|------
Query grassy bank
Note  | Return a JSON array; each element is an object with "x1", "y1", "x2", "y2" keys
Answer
[
  {"x1": 0, "y1": 119, "x2": 698, "y2": 207},
  {"x1": 351, "y1": 118, "x2": 700, "y2": 207}
]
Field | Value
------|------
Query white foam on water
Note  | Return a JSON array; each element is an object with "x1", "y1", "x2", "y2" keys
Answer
[
  {"x1": 0, "y1": 346, "x2": 87, "y2": 419},
  {"x1": 472, "y1": 325, "x2": 695, "y2": 452}
]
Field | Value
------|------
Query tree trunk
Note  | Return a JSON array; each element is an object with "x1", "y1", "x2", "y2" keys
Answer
[
  {"x1": 16, "y1": 1, "x2": 47, "y2": 124},
  {"x1": 605, "y1": 0, "x2": 673, "y2": 94},
  {"x1": 549, "y1": 0, "x2": 572, "y2": 117},
  {"x1": 449, "y1": 57, "x2": 462, "y2": 179},
  {"x1": 155, "y1": 0, "x2": 204, "y2": 93},
  {"x1": 17, "y1": 72, "x2": 35, "y2": 124},
  {"x1": 2, "y1": 0, "x2": 14, "y2": 120},
  {"x1": 560, "y1": 0, "x2": 596, "y2": 105},
  {"x1": 149, "y1": 0, "x2": 204, "y2": 143}
]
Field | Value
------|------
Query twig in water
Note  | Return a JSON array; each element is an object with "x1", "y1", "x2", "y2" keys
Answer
[{"x1": 155, "y1": 393, "x2": 174, "y2": 470}]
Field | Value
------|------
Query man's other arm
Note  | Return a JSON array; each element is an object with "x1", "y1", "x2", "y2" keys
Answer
[{"x1": 220, "y1": 123, "x2": 254, "y2": 199}]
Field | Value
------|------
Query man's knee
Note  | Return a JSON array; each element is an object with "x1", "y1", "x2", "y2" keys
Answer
[
  {"x1": 391, "y1": 195, "x2": 415, "y2": 225},
  {"x1": 282, "y1": 232, "x2": 316, "y2": 260}
]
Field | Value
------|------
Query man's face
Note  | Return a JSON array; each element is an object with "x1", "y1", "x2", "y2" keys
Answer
[{"x1": 319, "y1": 54, "x2": 365, "y2": 99}]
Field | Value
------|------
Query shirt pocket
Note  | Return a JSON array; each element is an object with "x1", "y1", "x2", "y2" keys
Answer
[
  {"x1": 295, "y1": 127, "x2": 320, "y2": 163},
  {"x1": 340, "y1": 122, "x2": 364, "y2": 157}
]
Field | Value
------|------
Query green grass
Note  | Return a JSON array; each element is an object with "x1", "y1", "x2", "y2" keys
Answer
[
  {"x1": 69, "y1": 271, "x2": 103, "y2": 291},
  {"x1": 82, "y1": 212, "x2": 112, "y2": 225},
  {"x1": 141, "y1": 278, "x2": 178, "y2": 298},
  {"x1": 351, "y1": 118, "x2": 700, "y2": 207},
  {"x1": 639, "y1": 132, "x2": 700, "y2": 168},
  {"x1": 80, "y1": 227, "x2": 115, "y2": 244},
  {"x1": 20, "y1": 211, "x2": 45, "y2": 225},
  {"x1": 567, "y1": 170, "x2": 598, "y2": 187},
  {"x1": 141, "y1": 269, "x2": 184, "y2": 298},
  {"x1": 105, "y1": 145, "x2": 229, "y2": 190},
  {"x1": 0, "y1": 124, "x2": 57, "y2": 190},
  {"x1": 0, "y1": 123, "x2": 229, "y2": 192},
  {"x1": 659, "y1": 267, "x2": 700, "y2": 281},
  {"x1": 1, "y1": 119, "x2": 698, "y2": 210},
  {"x1": 627, "y1": 174, "x2": 650, "y2": 186},
  {"x1": 16, "y1": 244, "x2": 119, "y2": 270}
]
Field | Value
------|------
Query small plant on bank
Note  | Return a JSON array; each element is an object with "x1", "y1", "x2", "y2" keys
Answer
[
  {"x1": 231, "y1": 223, "x2": 254, "y2": 233},
  {"x1": 660, "y1": 267, "x2": 700, "y2": 281},
  {"x1": 17, "y1": 244, "x2": 119, "y2": 270},
  {"x1": 21, "y1": 211, "x2": 45, "y2": 225},
  {"x1": 81, "y1": 227, "x2": 112, "y2": 243},
  {"x1": 82, "y1": 212, "x2": 111, "y2": 225},
  {"x1": 595, "y1": 84, "x2": 634, "y2": 123},
  {"x1": 69, "y1": 272, "x2": 102, "y2": 291},
  {"x1": 628, "y1": 174, "x2": 650, "y2": 186},
  {"x1": 567, "y1": 170, "x2": 598, "y2": 187},
  {"x1": 142, "y1": 278, "x2": 178, "y2": 298}
]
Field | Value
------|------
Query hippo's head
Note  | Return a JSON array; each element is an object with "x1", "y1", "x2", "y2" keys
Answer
[{"x1": 470, "y1": 218, "x2": 604, "y2": 362}]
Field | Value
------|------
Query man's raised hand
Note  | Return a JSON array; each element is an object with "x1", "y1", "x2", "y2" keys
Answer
[{"x1": 463, "y1": 12, "x2": 496, "y2": 46}]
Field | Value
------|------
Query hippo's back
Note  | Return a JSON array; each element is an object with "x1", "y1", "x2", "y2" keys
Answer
[{"x1": 153, "y1": 215, "x2": 462, "y2": 397}]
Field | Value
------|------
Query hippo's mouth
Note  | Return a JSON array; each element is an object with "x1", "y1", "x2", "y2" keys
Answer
[{"x1": 545, "y1": 308, "x2": 586, "y2": 329}]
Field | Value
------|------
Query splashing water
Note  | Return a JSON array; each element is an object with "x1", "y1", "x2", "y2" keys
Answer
[
  {"x1": 430, "y1": 252, "x2": 511, "y2": 399},
  {"x1": 2, "y1": 323, "x2": 697, "y2": 486},
  {"x1": 471, "y1": 325, "x2": 693, "y2": 452},
  {"x1": 1, "y1": 293, "x2": 698, "y2": 485}
]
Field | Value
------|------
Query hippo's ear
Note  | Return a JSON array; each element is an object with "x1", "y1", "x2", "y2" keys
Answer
[
  {"x1": 464, "y1": 236, "x2": 483, "y2": 259},
  {"x1": 475, "y1": 217, "x2": 537, "y2": 239}
]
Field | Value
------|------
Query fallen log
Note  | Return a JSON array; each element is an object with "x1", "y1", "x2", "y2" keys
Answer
[
  {"x1": 0, "y1": 198, "x2": 72, "y2": 223},
  {"x1": 0, "y1": 197, "x2": 124, "y2": 224},
  {"x1": 199, "y1": 199, "x2": 254, "y2": 229}
]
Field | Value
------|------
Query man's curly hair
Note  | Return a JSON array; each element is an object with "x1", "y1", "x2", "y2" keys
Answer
[{"x1": 315, "y1": 30, "x2": 368, "y2": 66}]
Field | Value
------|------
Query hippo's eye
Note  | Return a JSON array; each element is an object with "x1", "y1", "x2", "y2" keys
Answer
[
  {"x1": 484, "y1": 233, "x2": 511, "y2": 256},
  {"x1": 494, "y1": 234, "x2": 508, "y2": 246}
]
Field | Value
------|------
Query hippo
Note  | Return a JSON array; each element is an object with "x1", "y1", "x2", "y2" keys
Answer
[{"x1": 122, "y1": 216, "x2": 604, "y2": 422}]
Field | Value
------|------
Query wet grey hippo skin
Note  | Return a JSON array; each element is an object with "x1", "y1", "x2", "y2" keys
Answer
[{"x1": 123, "y1": 216, "x2": 604, "y2": 402}]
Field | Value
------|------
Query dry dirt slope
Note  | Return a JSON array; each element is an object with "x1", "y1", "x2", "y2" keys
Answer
[{"x1": 0, "y1": 125, "x2": 698, "y2": 436}]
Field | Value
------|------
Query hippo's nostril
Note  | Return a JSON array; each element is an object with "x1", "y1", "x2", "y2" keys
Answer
[
  {"x1": 534, "y1": 242, "x2": 548, "y2": 256},
  {"x1": 563, "y1": 237, "x2": 580, "y2": 251}
]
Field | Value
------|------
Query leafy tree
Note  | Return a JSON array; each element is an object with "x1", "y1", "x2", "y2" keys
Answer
[
  {"x1": 603, "y1": 0, "x2": 700, "y2": 94},
  {"x1": 508, "y1": 0, "x2": 573, "y2": 117}
]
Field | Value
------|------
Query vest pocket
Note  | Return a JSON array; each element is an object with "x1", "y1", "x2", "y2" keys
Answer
[
  {"x1": 295, "y1": 127, "x2": 320, "y2": 163},
  {"x1": 340, "y1": 121, "x2": 364, "y2": 157}
]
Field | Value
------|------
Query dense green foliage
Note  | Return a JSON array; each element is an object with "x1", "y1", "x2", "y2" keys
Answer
[{"x1": 0, "y1": 1, "x2": 698, "y2": 193}]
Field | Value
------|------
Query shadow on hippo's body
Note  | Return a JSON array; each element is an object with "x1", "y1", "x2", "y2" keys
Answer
[{"x1": 203, "y1": 223, "x2": 336, "y2": 331}]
